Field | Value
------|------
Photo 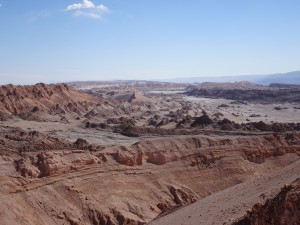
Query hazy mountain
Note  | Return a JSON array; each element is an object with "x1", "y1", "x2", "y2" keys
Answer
[
  {"x1": 158, "y1": 71, "x2": 300, "y2": 85},
  {"x1": 253, "y1": 71, "x2": 300, "y2": 85}
]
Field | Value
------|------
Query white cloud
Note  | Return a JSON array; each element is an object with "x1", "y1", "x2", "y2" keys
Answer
[
  {"x1": 74, "y1": 10, "x2": 101, "y2": 19},
  {"x1": 65, "y1": 0, "x2": 109, "y2": 19},
  {"x1": 65, "y1": 0, "x2": 95, "y2": 11}
]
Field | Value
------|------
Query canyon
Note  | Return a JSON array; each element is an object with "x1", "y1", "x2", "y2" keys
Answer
[{"x1": 0, "y1": 81, "x2": 299, "y2": 225}]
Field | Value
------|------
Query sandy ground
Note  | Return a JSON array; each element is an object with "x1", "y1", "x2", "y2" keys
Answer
[
  {"x1": 150, "y1": 157, "x2": 300, "y2": 225},
  {"x1": 182, "y1": 96, "x2": 300, "y2": 123},
  {"x1": 1, "y1": 117, "x2": 143, "y2": 146},
  {"x1": 2, "y1": 92, "x2": 299, "y2": 145}
]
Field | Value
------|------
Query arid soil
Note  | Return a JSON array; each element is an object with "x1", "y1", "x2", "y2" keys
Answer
[
  {"x1": 232, "y1": 179, "x2": 300, "y2": 225},
  {"x1": 150, "y1": 160, "x2": 300, "y2": 225},
  {"x1": 0, "y1": 81, "x2": 299, "y2": 225}
]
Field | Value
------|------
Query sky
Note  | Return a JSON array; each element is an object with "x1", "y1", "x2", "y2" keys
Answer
[{"x1": 0, "y1": 0, "x2": 300, "y2": 84}]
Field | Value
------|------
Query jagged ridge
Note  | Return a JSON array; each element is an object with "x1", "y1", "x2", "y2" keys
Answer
[{"x1": 0, "y1": 83, "x2": 102, "y2": 116}]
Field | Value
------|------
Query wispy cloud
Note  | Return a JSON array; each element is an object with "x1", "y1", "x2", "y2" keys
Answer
[{"x1": 65, "y1": 0, "x2": 109, "y2": 20}]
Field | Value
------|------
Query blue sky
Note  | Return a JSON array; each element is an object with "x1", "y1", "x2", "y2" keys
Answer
[{"x1": 0, "y1": 0, "x2": 300, "y2": 84}]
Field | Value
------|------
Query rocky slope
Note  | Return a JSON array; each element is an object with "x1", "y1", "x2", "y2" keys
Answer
[
  {"x1": 13, "y1": 132, "x2": 300, "y2": 178},
  {"x1": 0, "y1": 127, "x2": 300, "y2": 225},
  {"x1": 233, "y1": 179, "x2": 300, "y2": 225},
  {"x1": 150, "y1": 160, "x2": 300, "y2": 225},
  {"x1": 0, "y1": 83, "x2": 102, "y2": 117}
]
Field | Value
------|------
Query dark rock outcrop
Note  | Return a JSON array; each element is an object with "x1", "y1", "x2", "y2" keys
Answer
[
  {"x1": 191, "y1": 114, "x2": 213, "y2": 127},
  {"x1": 233, "y1": 180, "x2": 300, "y2": 225}
]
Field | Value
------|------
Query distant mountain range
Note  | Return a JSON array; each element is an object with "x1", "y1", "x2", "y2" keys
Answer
[{"x1": 157, "y1": 71, "x2": 300, "y2": 85}]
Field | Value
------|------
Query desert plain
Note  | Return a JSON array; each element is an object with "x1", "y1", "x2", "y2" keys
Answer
[{"x1": 0, "y1": 81, "x2": 299, "y2": 225}]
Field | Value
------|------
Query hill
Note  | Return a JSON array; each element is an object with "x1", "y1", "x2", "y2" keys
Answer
[{"x1": 0, "y1": 83, "x2": 101, "y2": 116}]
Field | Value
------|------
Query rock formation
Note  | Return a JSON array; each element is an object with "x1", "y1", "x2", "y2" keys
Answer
[
  {"x1": 0, "y1": 83, "x2": 102, "y2": 116},
  {"x1": 233, "y1": 179, "x2": 300, "y2": 225}
]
